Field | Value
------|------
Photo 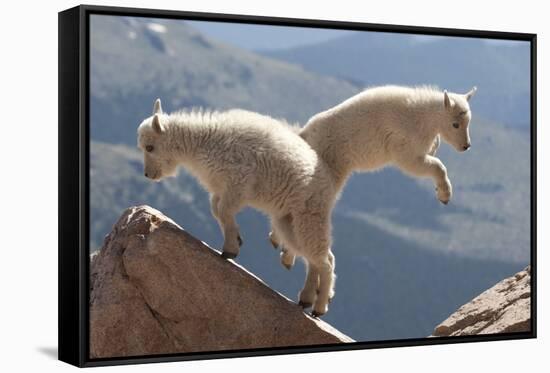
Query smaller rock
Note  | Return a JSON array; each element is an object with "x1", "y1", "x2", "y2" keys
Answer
[{"x1": 432, "y1": 266, "x2": 531, "y2": 337}]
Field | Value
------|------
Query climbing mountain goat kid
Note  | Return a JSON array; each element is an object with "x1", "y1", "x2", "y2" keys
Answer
[
  {"x1": 302, "y1": 85, "x2": 477, "y2": 200},
  {"x1": 137, "y1": 99, "x2": 337, "y2": 317},
  {"x1": 272, "y1": 85, "x2": 477, "y2": 270}
]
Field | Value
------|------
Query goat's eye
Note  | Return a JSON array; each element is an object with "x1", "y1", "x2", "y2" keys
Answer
[
  {"x1": 145, "y1": 145, "x2": 154, "y2": 152},
  {"x1": 452, "y1": 122, "x2": 460, "y2": 129}
]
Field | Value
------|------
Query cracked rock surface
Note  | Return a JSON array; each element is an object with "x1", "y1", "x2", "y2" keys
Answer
[
  {"x1": 90, "y1": 205, "x2": 353, "y2": 358},
  {"x1": 432, "y1": 266, "x2": 531, "y2": 337}
]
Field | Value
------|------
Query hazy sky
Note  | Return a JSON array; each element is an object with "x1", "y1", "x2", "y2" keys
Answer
[
  {"x1": 187, "y1": 21, "x2": 354, "y2": 51},
  {"x1": 188, "y1": 20, "x2": 528, "y2": 51}
]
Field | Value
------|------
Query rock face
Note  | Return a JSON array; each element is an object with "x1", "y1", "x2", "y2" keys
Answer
[
  {"x1": 432, "y1": 266, "x2": 531, "y2": 337},
  {"x1": 90, "y1": 206, "x2": 353, "y2": 358}
]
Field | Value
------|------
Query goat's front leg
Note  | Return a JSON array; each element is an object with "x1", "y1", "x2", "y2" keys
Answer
[
  {"x1": 397, "y1": 154, "x2": 452, "y2": 204},
  {"x1": 211, "y1": 193, "x2": 243, "y2": 259}
]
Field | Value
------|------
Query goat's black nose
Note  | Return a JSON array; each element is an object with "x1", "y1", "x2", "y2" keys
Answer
[
  {"x1": 463, "y1": 144, "x2": 471, "y2": 151},
  {"x1": 144, "y1": 172, "x2": 149, "y2": 177}
]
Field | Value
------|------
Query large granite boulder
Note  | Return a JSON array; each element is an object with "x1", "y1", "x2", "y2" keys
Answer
[{"x1": 90, "y1": 205, "x2": 353, "y2": 358}]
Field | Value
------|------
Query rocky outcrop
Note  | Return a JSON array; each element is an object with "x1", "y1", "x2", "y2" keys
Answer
[
  {"x1": 432, "y1": 266, "x2": 531, "y2": 337},
  {"x1": 90, "y1": 206, "x2": 353, "y2": 358}
]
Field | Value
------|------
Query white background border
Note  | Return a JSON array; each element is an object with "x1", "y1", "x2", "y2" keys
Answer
[{"x1": 0, "y1": 0, "x2": 546, "y2": 371}]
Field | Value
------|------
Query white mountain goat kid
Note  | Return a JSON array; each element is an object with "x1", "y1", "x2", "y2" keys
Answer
[
  {"x1": 138, "y1": 99, "x2": 338, "y2": 316},
  {"x1": 271, "y1": 85, "x2": 477, "y2": 271}
]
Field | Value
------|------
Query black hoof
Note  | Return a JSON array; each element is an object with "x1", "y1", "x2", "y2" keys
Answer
[
  {"x1": 440, "y1": 200, "x2": 449, "y2": 205},
  {"x1": 221, "y1": 251, "x2": 237, "y2": 260},
  {"x1": 311, "y1": 310, "x2": 325, "y2": 318},
  {"x1": 237, "y1": 234, "x2": 243, "y2": 247},
  {"x1": 298, "y1": 301, "x2": 312, "y2": 309}
]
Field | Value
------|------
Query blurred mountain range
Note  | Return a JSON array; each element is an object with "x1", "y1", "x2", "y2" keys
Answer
[
  {"x1": 261, "y1": 32, "x2": 531, "y2": 130},
  {"x1": 89, "y1": 15, "x2": 530, "y2": 341}
]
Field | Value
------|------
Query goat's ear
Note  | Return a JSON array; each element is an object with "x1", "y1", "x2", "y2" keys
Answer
[
  {"x1": 443, "y1": 90, "x2": 452, "y2": 109},
  {"x1": 152, "y1": 114, "x2": 164, "y2": 134},
  {"x1": 153, "y1": 98, "x2": 163, "y2": 115},
  {"x1": 465, "y1": 86, "x2": 477, "y2": 101}
]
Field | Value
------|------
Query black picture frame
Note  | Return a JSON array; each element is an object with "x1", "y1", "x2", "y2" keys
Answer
[{"x1": 58, "y1": 4, "x2": 537, "y2": 368}]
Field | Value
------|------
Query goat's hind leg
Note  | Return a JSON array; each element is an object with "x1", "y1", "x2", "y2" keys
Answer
[
  {"x1": 307, "y1": 253, "x2": 333, "y2": 317},
  {"x1": 316, "y1": 250, "x2": 336, "y2": 303},
  {"x1": 268, "y1": 224, "x2": 296, "y2": 270},
  {"x1": 298, "y1": 251, "x2": 333, "y2": 316},
  {"x1": 298, "y1": 261, "x2": 318, "y2": 309},
  {"x1": 295, "y1": 214, "x2": 334, "y2": 317},
  {"x1": 271, "y1": 214, "x2": 298, "y2": 270},
  {"x1": 280, "y1": 248, "x2": 296, "y2": 270},
  {"x1": 268, "y1": 228, "x2": 280, "y2": 249}
]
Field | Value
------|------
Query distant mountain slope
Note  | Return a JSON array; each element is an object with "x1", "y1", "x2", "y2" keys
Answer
[
  {"x1": 90, "y1": 15, "x2": 358, "y2": 145},
  {"x1": 262, "y1": 32, "x2": 531, "y2": 129}
]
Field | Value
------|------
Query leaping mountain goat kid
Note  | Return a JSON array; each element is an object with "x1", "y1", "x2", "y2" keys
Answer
[
  {"x1": 271, "y1": 85, "x2": 477, "y2": 270},
  {"x1": 138, "y1": 99, "x2": 337, "y2": 317}
]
